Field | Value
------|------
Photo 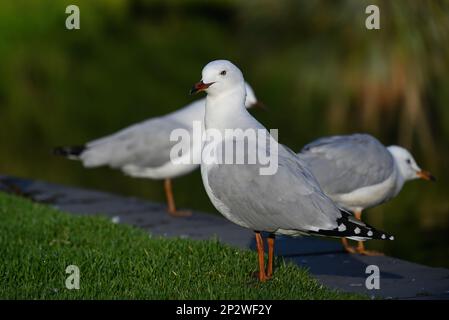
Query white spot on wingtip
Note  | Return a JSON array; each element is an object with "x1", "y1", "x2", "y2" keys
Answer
[
  {"x1": 381, "y1": 234, "x2": 386, "y2": 239},
  {"x1": 367, "y1": 230, "x2": 373, "y2": 237},
  {"x1": 354, "y1": 227, "x2": 361, "y2": 234},
  {"x1": 389, "y1": 236, "x2": 394, "y2": 240},
  {"x1": 338, "y1": 224, "x2": 347, "y2": 232}
]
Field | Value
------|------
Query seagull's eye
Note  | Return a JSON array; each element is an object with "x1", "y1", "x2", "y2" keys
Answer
[
  {"x1": 406, "y1": 159, "x2": 411, "y2": 165},
  {"x1": 220, "y1": 70, "x2": 226, "y2": 76}
]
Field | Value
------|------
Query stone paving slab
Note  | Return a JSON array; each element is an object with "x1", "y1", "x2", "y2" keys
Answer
[
  {"x1": 289, "y1": 253, "x2": 449, "y2": 299},
  {"x1": 1, "y1": 175, "x2": 449, "y2": 299}
]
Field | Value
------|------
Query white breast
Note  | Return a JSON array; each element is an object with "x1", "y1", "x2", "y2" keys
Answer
[
  {"x1": 122, "y1": 146, "x2": 199, "y2": 180},
  {"x1": 123, "y1": 161, "x2": 199, "y2": 180},
  {"x1": 331, "y1": 168, "x2": 399, "y2": 212}
]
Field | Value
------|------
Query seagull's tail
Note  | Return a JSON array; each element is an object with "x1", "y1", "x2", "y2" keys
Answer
[
  {"x1": 310, "y1": 210, "x2": 395, "y2": 241},
  {"x1": 53, "y1": 145, "x2": 86, "y2": 160}
]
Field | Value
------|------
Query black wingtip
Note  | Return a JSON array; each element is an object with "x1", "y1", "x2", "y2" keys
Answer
[
  {"x1": 310, "y1": 210, "x2": 395, "y2": 241},
  {"x1": 53, "y1": 145, "x2": 86, "y2": 157}
]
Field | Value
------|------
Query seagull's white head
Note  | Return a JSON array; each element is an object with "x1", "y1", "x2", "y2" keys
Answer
[
  {"x1": 190, "y1": 59, "x2": 245, "y2": 99},
  {"x1": 387, "y1": 145, "x2": 435, "y2": 182}
]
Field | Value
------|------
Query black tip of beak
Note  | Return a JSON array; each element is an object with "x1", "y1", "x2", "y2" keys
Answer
[
  {"x1": 418, "y1": 170, "x2": 436, "y2": 182},
  {"x1": 190, "y1": 80, "x2": 210, "y2": 95},
  {"x1": 252, "y1": 101, "x2": 267, "y2": 111},
  {"x1": 189, "y1": 87, "x2": 198, "y2": 95}
]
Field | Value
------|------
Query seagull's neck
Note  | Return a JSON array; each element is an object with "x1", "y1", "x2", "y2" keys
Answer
[
  {"x1": 389, "y1": 152, "x2": 406, "y2": 196},
  {"x1": 393, "y1": 167, "x2": 406, "y2": 196},
  {"x1": 204, "y1": 86, "x2": 250, "y2": 132}
]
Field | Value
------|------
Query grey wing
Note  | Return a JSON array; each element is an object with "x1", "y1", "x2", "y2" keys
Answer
[
  {"x1": 207, "y1": 140, "x2": 343, "y2": 233},
  {"x1": 299, "y1": 134, "x2": 394, "y2": 195},
  {"x1": 80, "y1": 117, "x2": 189, "y2": 169}
]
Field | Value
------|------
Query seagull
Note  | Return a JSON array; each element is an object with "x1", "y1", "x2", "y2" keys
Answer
[
  {"x1": 54, "y1": 83, "x2": 261, "y2": 217},
  {"x1": 191, "y1": 60, "x2": 393, "y2": 282},
  {"x1": 299, "y1": 133, "x2": 435, "y2": 255}
]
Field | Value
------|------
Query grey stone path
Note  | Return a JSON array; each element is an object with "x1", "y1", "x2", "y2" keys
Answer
[{"x1": 1, "y1": 175, "x2": 449, "y2": 299}]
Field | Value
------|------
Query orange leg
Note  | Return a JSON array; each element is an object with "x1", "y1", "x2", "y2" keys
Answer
[
  {"x1": 255, "y1": 231, "x2": 268, "y2": 282},
  {"x1": 341, "y1": 238, "x2": 357, "y2": 253},
  {"x1": 164, "y1": 179, "x2": 191, "y2": 217},
  {"x1": 354, "y1": 211, "x2": 384, "y2": 256},
  {"x1": 356, "y1": 240, "x2": 384, "y2": 256},
  {"x1": 266, "y1": 234, "x2": 275, "y2": 278}
]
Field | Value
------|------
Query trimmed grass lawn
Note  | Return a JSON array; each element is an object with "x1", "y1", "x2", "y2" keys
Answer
[{"x1": 0, "y1": 192, "x2": 363, "y2": 299}]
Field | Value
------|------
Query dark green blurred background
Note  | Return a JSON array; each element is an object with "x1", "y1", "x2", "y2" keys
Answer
[{"x1": 1, "y1": 0, "x2": 448, "y2": 267}]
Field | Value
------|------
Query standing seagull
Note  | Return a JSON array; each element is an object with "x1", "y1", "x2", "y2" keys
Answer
[
  {"x1": 54, "y1": 83, "x2": 260, "y2": 217},
  {"x1": 299, "y1": 134, "x2": 435, "y2": 255},
  {"x1": 191, "y1": 60, "x2": 393, "y2": 282}
]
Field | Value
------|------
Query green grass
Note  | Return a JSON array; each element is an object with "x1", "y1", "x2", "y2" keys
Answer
[{"x1": 0, "y1": 192, "x2": 363, "y2": 299}]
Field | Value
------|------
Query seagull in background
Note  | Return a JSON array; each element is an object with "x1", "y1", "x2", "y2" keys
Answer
[
  {"x1": 192, "y1": 60, "x2": 393, "y2": 282},
  {"x1": 54, "y1": 83, "x2": 261, "y2": 217},
  {"x1": 299, "y1": 133, "x2": 435, "y2": 255}
]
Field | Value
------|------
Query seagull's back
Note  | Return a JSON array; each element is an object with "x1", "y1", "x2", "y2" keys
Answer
[
  {"x1": 299, "y1": 134, "x2": 395, "y2": 195},
  {"x1": 78, "y1": 99, "x2": 206, "y2": 177},
  {"x1": 83, "y1": 117, "x2": 187, "y2": 168}
]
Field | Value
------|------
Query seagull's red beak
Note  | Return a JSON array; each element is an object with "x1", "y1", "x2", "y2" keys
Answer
[
  {"x1": 190, "y1": 81, "x2": 214, "y2": 95},
  {"x1": 417, "y1": 170, "x2": 436, "y2": 181}
]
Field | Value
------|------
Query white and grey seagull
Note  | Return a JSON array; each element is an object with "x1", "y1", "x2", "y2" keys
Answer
[
  {"x1": 54, "y1": 83, "x2": 261, "y2": 217},
  {"x1": 191, "y1": 60, "x2": 393, "y2": 282},
  {"x1": 299, "y1": 133, "x2": 435, "y2": 255}
]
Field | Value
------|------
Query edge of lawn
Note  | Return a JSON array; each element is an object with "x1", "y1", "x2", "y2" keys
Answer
[{"x1": 0, "y1": 192, "x2": 366, "y2": 299}]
